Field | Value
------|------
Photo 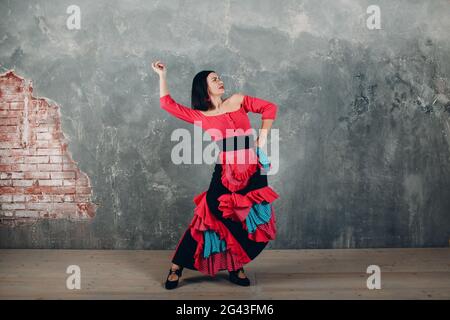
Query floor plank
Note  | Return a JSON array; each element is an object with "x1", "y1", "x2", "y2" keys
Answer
[{"x1": 0, "y1": 248, "x2": 449, "y2": 299}]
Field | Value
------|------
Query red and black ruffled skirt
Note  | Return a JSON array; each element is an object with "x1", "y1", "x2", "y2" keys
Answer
[{"x1": 171, "y1": 134, "x2": 279, "y2": 277}]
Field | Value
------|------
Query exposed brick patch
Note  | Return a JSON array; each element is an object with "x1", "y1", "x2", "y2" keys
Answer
[{"x1": 0, "y1": 70, "x2": 97, "y2": 226}]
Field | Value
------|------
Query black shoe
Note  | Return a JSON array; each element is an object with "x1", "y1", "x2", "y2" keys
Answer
[
  {"x1": 228, "y1": 267, "x2": 250, "y2": 286},
  {"x1": 165, "y1": 266, "x2": 183, "y2": 290}
]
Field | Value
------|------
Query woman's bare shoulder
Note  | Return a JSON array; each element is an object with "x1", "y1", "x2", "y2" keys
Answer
[{"x1": 229, "y1": 93, "x2": 245, "y2": 105}]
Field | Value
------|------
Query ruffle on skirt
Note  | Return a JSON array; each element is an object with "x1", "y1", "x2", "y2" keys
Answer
[
  {"x1": 218, "y1": 186, "x2": 278, "y2": 242},
  {"x1": 187, "y1": 146, "x2": 279, "y2": 277},
  {"x1": 189, "y1": 191, "x2": 251, "y2": 276}
]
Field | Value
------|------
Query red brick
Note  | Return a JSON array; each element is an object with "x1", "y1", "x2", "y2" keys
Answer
[
  {"x1": 63, "y1": 163, "x2": 78, "y2": 171},
  {"x1": 61, "y1": 186, "x2": 77, "y2": 194},
  {"x1": 62, "y1": 154, "x2": 73, "y2": 163},
  {"x1": 9, "y1": 102, "x2": 24, "y2": 110},
  {"x1": 53, "y1": 203, "x2": 78, "y2": 211},
  {"x1": 15, "y1": 210, "x2": 40, "y2": 218},
  {"x1": 0, "y1": 118, "x2": 20, "y2": 125},
  {"x1": 36, "y1": 141, "x2": 62, "y2": 148},
  {"x1": 24, "y1": 186, "x2": 76, "y2": 194},
  {"x1": 12, "y1": 195, "x2": 26, "y2": 202},
  {"x1": 37, "y1": 163, "x2": 62, "y2": 171},
  {"x1": 0, "y1": 133, "x2": 20, "y2": 141},
  {"x1": 1, "y1": 95, "x2": 25, "y2": 102},
  {"x1": 2, "y1": 203, "x2": 26, "y2": 210},
  {"x1": 37, "y1": 119, "x2": 53, "y2": 125},
  {"x1": 76, "y1": 170, "x2": 87, "y2": 180},
  {"x1": 63, "y1": 179, "x2": 76, "y2": 186},
  {"x1": 35, "y1": 126, "x2": 49, "y2": 133},
  {"x1": 36, "y1": 132, "x2": 53, "y2": 140},
  {"x1": 0, "y1": 211, "x2": 14, "y2": 217},
  {"x1": 0, "y1": 186, "x2": 21, "y2": 194},
  {"x1": 49, "y1": 155, "x2": 63, "y2": 163},
  {"x1": 2, "y1": 148, "x2": 31, "y2": 156},
  {"x1": 76, "y1": 187, "x2": 92, "y2": 194},
  {"x1": 11, "y1": 172, "x2": 25, "y2": 179},
  {"x1": 38, "y1": 179, "x2": 63, "y2": 186},
  {"x1": 0, "y1": 156, "x2": 24, "y2": 164},
  {"x1": 64, "y1": 195, "x2": 75, "y2": 202},
  {"x1": 0, "y1": 172, "x2": 12, "y2": 179},
  {"x1": 0, "y1": 141, "x2": 21, "y2": 148},
  {"x1": 53, "y1": 195, "x2": 65, "y2": 202},
  {"x1": 0, "y1": 110, "x2": 22, "y2": 117},
  {"x1": 78, "y1": 202, "x2": 96, "y2": 218},
  {"x1": 26, "y1": 194, "x2": 53, "y2": 202},
  {"x1": 0, "y1": 164, "x2": 11, "y2": 171},
  {"x1": 0, "y1": 71, "x2": 96, "y2": 223},
  {"x1": 24, "y1": 172, "x2": 50, "y2": 179},
  {"x1": 36, "y1": 148, "x2": 62, "y2": 156},
  {"x1": 0, "y1": 180, "x2": 12, "y2": 186},
  {"x1": 0, "y1": 126, "x2": 17, "y2": 132},
  {"x1": 24, "y1": 156, "x2": 49, "y2": 164},
  {"x1": 12, "y1": 180, "x2": 35, "y2": 187},
  {"x1": 51, "y1": 172, "x2": 75, "y2": 179},
  {"x1": 26, "y1": 203, "x2": 51, "y2": 210},
  {"x1": 13, "y1": 164, "x2": 38, "y2": 171},
  {"x1": 75, "y1": 195, "x2": 91, "y2": 202},
  {"x1": 0, "y1": 195, "x2": 13, "y2": 202},
  {"x1": 40, "y1": 212, "x2": 65, "y2": 219}
]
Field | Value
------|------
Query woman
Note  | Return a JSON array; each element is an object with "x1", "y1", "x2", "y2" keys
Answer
[{"x1": 151, "y1": 60, "x2": 279, "y2": 289}]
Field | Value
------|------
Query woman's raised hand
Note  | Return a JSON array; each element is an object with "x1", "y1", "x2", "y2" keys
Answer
[{"x1": 151, "y1": 60, "x2": 167, "y2": 77}]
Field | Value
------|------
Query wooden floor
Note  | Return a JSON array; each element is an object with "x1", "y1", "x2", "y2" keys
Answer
[{"x1": 0, "y1": 248, "x2": 449, "y2": 299}]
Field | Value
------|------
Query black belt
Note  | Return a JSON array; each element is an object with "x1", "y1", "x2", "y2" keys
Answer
[{"x1": 216, "y1": 135, "x2": 254, "y2": 152}]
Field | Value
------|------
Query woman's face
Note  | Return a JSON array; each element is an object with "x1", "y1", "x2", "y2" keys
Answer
[{"x1": 206, "y1": 72, "x2": 225, "y2": 97}]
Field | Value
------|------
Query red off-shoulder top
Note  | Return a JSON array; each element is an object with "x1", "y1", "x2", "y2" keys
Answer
[{"x1": 159, "y1": 93, "x2": 277, "y2": 141}]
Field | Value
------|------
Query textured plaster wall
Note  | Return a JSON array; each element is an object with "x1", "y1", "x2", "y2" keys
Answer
[{"x1": 0, "y1": 0, "x2": 449, "y2": 248}]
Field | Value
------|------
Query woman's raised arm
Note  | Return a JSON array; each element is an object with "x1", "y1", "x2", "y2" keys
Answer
[{"x1": 151, "y1": 60, "x2": 202, "y2": 124}]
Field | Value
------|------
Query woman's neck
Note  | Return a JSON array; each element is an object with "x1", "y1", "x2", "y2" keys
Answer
[{"x1": 209, "y1": 95, "x2": 224, "y2": 111}]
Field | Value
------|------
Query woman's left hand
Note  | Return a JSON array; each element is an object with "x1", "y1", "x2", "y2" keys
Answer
[{"x1": 255, "y1": 134, "x2": 267, "y2": 148}]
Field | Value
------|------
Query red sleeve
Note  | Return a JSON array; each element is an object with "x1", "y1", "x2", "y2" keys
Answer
[
  {"x1": 242, "y1": 95, "x2": 278, "y2": 120},
  {"x1": 160, "y1": 94, "x2": 203, "y2": 124}
]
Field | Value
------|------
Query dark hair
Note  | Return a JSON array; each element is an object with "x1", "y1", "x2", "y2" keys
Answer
[{"x1": 191, "y1": 70, "x2": 215, "y2": 111}]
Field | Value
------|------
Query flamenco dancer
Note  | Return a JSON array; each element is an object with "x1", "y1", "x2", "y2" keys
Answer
[{"x1": 151, "y1": 61, "x2": 279, "y2": 289}]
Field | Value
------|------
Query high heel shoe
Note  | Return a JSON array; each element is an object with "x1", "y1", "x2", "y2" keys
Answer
[
  {"x1": 165, "y1": 266, "x2": 183, "y2": 290},
  {"x1": 228, "y1": 267, "x2": 250, "y2": 286}
]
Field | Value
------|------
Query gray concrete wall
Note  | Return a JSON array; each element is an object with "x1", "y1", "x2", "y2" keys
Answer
[{"x1": 1, "y1": 0, "x2": 449, "y2": 249}]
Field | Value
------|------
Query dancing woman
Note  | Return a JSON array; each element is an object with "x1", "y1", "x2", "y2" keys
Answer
[{"x1": 151, "y1": 61, "x2": 279, "y2": 289}]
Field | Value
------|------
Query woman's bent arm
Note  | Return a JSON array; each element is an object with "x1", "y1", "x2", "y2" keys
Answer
[{"x1": 159, "y1": 73, "x2": 170, "y2": 97}]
